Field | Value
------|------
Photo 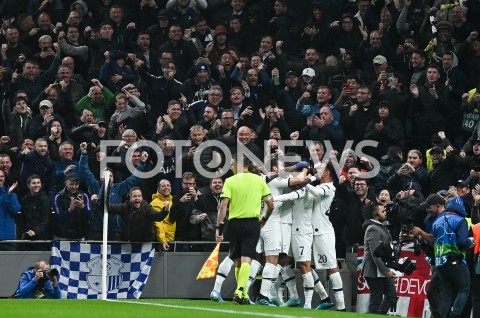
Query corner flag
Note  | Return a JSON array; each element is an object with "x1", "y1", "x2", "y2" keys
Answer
[{"x1": 196, "y1": 243, "x2": 220, "y2": 280}]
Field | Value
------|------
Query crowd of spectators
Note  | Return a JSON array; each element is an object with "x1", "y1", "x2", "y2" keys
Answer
[{"x1": 0, "y1": 0, "x2": 479, "y2": 263}]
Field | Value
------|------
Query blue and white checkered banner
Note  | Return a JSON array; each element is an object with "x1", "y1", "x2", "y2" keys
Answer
[{"x1": 51, "y1": 241, "x2": 155, "y2": 299}]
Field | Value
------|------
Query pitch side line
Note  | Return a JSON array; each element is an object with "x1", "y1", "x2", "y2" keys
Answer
[{"x1": 109, "y1": 299, "x2": 314, "y2": 318}]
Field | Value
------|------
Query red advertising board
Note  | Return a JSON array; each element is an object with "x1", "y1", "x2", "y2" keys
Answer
[{"x1": 356, "y1": 243, "x2": 431, "y2": 317}]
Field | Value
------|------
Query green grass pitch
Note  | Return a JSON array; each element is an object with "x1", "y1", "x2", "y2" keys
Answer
[{"x1": 1, "y1": 299, "x2": 380, "y2": 318}]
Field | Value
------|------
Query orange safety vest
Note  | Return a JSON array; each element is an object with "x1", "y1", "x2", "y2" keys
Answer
[{"x1": 473, "y1": 223, "x2": 480, "y2": 256}]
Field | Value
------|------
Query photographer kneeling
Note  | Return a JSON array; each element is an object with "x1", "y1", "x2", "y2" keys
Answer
[
  {"x1": 13, "y1": 260, "x2": 60, "y2": 299},
  {"x1": 361, "y1": 202, "x2": 397, "y2": 314}
]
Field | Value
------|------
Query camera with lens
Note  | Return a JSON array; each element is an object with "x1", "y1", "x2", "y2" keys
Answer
[
  {"x1": 39, "y1": 268, "x2": 59, "y2": 282},
  {"x1": 374, "y1": 241, "x2": 416, "y2": 275}
]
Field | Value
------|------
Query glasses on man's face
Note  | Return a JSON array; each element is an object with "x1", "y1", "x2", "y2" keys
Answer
[
  {"x1": 123, "y1": 135, "x2": 136, "y2": 138},
  {"x1": 183, "y1": 182, "x2": 195, "y2": 186},
  {"x1": 355, "y1": 183, "x2": 367, "y2": 188},
  {"x1": 209, "y1": 93, "x2": 222, "y2": 97}
]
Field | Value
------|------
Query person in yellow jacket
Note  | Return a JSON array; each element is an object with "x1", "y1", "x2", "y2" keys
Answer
[{"x1": 151, "y1": 179, "x2": 174, "y2": 250}]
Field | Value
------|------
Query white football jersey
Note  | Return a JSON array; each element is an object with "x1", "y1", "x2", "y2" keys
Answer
[
  {"x1": 268, "y1": 177, "x2": 294, "y2": 224},
  {"x1": 306, "y1": 182, "x2": 335, "y2": 235}
]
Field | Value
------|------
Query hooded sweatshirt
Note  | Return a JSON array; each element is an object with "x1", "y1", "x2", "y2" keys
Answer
[{"x1": 151, "y1": 192, "x2": 174, "y2": 243}]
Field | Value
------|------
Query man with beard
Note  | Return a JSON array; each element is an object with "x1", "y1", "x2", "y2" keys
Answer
[
  {"x1": 208, "y1": 109, "x2": 235, "y2": 139},
  {"x1": 132, "y1": 31, "x2": 161, "y2": 75},
  {"x1": 362, "y1": 203, "x2": 397, "y2": 314},
  {"x1": 191, "y1": 177, "x2": 224, "y2": 244},
  {"x1": 80, "y1": 143, "x2": 147, "y2": 241},
  {"x1": 109, "y1": 187, "x2": 169, "y2": 242},
  {"x1": 409, "y1": 49, "x2": 427, "y2": 86}
]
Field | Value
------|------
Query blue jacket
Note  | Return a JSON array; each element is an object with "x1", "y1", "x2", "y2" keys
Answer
[
  {"x1": 0, "y1": 185, "x2": 21, "y2": 240},
  {"x1": 14, "y1": 266, "x2": 61, "y2": 299},
  {"x1": 433, "y1": 210, "x2": 473, "y2": 268},
  {"x1": 79, "y1": 152, "x2": 145, "y2": 233}
]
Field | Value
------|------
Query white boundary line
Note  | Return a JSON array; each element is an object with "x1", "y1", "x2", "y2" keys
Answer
[{"x1": 107, "y1": 299, "x2": 315, "y2": 318}]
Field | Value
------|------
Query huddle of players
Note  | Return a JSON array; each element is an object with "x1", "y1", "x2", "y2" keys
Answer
[{"x1": 211, "y1": 157, "x2": 346, "y2": 310}]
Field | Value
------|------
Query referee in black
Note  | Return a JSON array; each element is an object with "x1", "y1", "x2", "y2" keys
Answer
[{"x1": 216, "y1": 154, "x2": 274, "y2": 305}]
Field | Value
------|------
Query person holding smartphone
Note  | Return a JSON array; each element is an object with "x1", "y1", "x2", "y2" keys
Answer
[{"x1": 52, "y1": 173, "x2": 91, "y2": 240}]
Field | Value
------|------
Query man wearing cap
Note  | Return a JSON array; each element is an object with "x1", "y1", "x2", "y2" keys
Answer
[
  {"x1": 411, "y1": 194, "x2": 446, "y2": 318},
  {"x1": 27, "y1": 100, "x2": 66, "y2": 140},
  {"x1": 427, "y1": 145, "x2": 462, "y2": 194},
  {"x1": 359, "y1": 31, "x2": 392, "y2": 84},
  {"x1": 52, "y1": 173, "x2": 91, "y2": 240},
  {"x1": 182, "y1": 61, "x2": 217, "y2": 104},
  {"x1": 419, "y1": 195, "x2": 474, "y2": 318},
  {"x1": 147, "y1": 9, "x2": 171, "y2": 49},
  {"x1": 370, "y1": 55, "x2": 393, "y2": 90},
  {"x1": 276, "y1": 46, "x2": 328, "y2": 86},
  {"x1": 426, "y1": 21, "x2": 461, "y2": 63}
]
